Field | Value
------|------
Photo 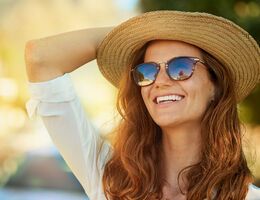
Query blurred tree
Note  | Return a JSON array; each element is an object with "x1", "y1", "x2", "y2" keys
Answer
[{"x1": 139, "y1": 0, "x2": 260, "y2": 124}]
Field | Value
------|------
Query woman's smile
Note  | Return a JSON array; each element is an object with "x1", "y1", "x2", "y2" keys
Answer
[{"x1": 153, "y1": 94, "x2": 185, "y2": 110}]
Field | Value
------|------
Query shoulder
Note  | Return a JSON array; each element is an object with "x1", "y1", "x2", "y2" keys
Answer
[{"x1": 246, "y1": 184, "x2": 260, "y2": 199}]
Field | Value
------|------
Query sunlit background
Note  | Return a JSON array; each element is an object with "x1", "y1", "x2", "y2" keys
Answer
[{"x1": 0, "y1": 0, "x2": 259, "y2": 199}]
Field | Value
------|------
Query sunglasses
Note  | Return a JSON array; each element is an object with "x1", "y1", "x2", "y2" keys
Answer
[{"x1": 131, "y1": 56, "x2": 207, "y2": 87}]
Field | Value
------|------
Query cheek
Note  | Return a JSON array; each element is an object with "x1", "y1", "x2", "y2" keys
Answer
[
  {"x1": 141, "y1": 87, "x2": 151, "y2": 109},
  {"x1": 141, "y1": 87, "x2": 148, "y2": 102},
  {"x1": 186, "y1": 78, "x2": 215, "y2": 109}
]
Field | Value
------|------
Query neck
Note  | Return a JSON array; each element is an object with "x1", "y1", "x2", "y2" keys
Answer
[{"x1": 160, "y1": 122, "x2": 202, "y2": 192}]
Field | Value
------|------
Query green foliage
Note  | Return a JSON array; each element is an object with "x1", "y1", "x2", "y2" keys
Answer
[{"x1": 139, "y1": 0, "x2": 260, "y2": 124}]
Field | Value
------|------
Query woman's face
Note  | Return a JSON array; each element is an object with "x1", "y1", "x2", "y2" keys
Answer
[{"x1": 141, "y1": 40, "x2": 215, "y2": 129}]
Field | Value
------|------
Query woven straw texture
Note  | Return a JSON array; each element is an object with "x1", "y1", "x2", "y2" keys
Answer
[{"x1": 97, "y1": 10, "x2": 260, "y2": 102}]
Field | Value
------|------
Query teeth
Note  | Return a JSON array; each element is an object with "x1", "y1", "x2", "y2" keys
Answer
[{"x1": 156, "y1": 95, "x2": 183, "y2": 104}]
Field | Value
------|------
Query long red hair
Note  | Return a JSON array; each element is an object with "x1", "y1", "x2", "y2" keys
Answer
[{"x1": 102, "y1": 42, "x2": 253, "y2": 200}]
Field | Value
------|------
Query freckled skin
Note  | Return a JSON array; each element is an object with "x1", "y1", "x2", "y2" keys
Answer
[{"x1": 141, "y1": 40, "x2": 215, "y2": 130}]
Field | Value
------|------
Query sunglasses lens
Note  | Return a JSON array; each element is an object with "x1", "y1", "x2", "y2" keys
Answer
[
  {"x1": 133, "y1": 63, "x2": 158, "y2": 86},
  {"x1": 168, "y1": 57, "x2": 194, "y2": 80}
]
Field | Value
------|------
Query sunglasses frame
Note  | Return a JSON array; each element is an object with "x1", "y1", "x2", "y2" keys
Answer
[{"x1": 131, "y1": 56, "x2": 207, "y2": 87}]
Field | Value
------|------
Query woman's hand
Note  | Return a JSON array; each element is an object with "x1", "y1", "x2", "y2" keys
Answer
[{"x1": 24, "y1": 27, "x2": 113, "y2": 82}]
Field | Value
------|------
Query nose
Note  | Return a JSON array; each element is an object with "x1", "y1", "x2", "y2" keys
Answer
[{"x1": 154, "y1": 63, "x2": 172, "y2": 86}]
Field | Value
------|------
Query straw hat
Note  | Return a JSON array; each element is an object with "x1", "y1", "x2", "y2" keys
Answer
[{"x1": 96, "y1": 10, "x2": 260, "y2": 102}]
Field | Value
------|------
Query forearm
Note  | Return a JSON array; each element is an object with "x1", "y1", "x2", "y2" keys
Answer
[{"x1": 24, "y1": 27, "x2": 113, "y2": 82}]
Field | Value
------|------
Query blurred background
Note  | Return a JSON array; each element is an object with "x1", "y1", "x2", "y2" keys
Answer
[{"x1": 0, "y1": 0, "x2": 259, "y2": 199}]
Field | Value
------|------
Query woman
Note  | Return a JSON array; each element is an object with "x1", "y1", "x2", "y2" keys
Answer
[{"x1": 25, "y1": 11, "x2": 260, "y2": 200}]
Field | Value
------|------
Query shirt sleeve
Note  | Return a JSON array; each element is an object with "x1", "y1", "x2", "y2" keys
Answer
[
  {"x1": 246, "y1": 184, "x2": 260, "y2": 200},
  {"x1": 26, "y1": 73, "x2": 111, "y2": 196}
]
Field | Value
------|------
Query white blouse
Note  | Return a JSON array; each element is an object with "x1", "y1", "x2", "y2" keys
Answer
[{"x1": 26, "y1": 73, "x2": 260, "y2": 200}]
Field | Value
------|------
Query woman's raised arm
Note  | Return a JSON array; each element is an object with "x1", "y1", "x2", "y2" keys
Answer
[
  {"x1": 24, "y1": 27, "x2": 114, "y2": 197},
  {"x1": 24, "y1": 27, "x2": 113, "y2": 82}
]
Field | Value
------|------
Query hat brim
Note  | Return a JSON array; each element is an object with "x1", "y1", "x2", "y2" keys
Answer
[{"x1": 97, "y1": 10, "x2": 260, "y2": 102}]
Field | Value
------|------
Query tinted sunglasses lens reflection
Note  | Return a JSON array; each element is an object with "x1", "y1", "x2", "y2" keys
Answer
[
  {"x1": 168, "y1": 58, "x2": 194, "y2": 80},
  {"x1": 133, "y1": 57, "x2": 195, "y2": 86},
  {"x1": 134, "y1": 63, "x2": 158, "y2": 86}
]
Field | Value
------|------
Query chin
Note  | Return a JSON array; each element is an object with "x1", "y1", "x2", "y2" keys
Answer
[{"x1": 153, "y1": 116, "x2": 182, "y2": 128}]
